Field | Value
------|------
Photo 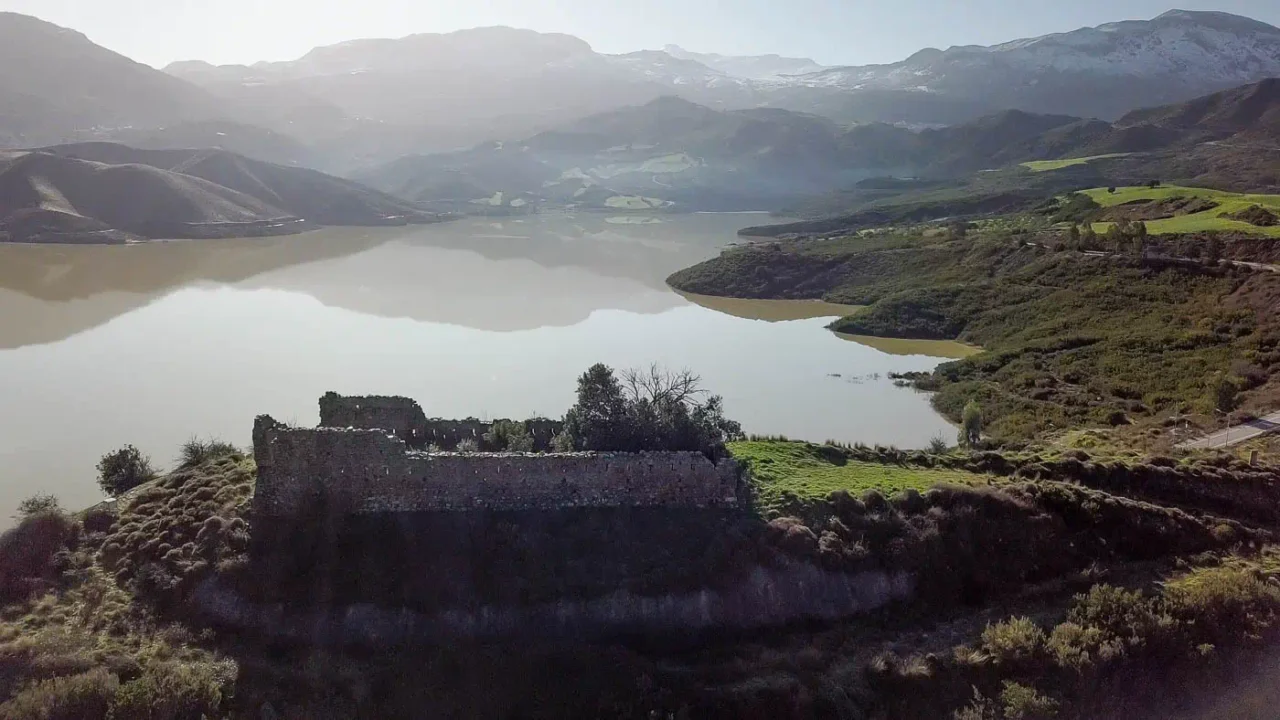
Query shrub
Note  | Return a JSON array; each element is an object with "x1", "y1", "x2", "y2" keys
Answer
[
  {"x1": 1164, "y1": 566, "x2": 1280, "y2": 644},
  {"x1": 1065, "y1": 585, "x2": 1170, "y2": 647},
  {"x1": 16, "y1": 494, "x2": 62, "y2": 519},
  {"x1": 0, "y1": 512, "x2": 78, "y2": 604},
  {"x1": 456, "y1": 439, "x2": 481, "y2": 453},
  {"x1": 96, "y1": 446, "x2": 155, "y2": 498},
  {"x1": 928, "y1": 435, "x2": 950, "y2": 454},
  {"x1": 981, "y1": 617, "x2": 1045, "y2": 664},
  {"x1": 1046, "y1": 622, "x2": 1107, "y2": 671},
  {"x1": 81, "y1": 506, "x2": 118, "y2": 534},
  {"x1": 0, "y1": 668, "x2": 120, "y2": 720},
  {"x1": 960, "y1": 401, "x2": 983, "y2": 448},
  {"x1": 107, "y1": 662, "x2": 229, "y2": 720},
  {"x1": 1000, "y1": 681, "x2": 1058, "y2": 719},
  {"x1": 550, "y1": 431, "x2": 575, "y2": 452},
  {"x1": 177, "y1": 438, "x2": 241, "y2": 469},
  {"x1": 483, "y1": 420, "x2": 535, "y2": 452}
]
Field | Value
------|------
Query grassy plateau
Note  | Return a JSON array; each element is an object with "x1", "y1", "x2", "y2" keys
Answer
[
  {"x1": 729, "y1": 440, "x2": 986, "y2": 515},
  {"x1": 1021, "y1": 153, "x2": 1134, "y2": 172},
  {"x1": 1084, "y1": 184, "x2": 1280, "y2": 237}
]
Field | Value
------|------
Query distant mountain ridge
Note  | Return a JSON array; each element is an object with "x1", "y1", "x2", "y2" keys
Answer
[
  {"x1": 793, "y1": 10, "x2": 1280, "y2": 121},
  {"x1": 357, "y1": 77, "x2": 1280, "y2": 214},
  {"x1": 661, "y1": 45, "x2": 827, "y2": 80},
  {"x1": 353, "y1": 97, "x2": 907, "y2": 212},
  {"x1": 4, "y1": 9, "x2": 1280, "y2": 178},
  {"x1": 0, "y1": 13, "x2": 228, "y2": 146},
  {"x1": 161, "y1": 10, "x2": 1280, "y2": 169}
]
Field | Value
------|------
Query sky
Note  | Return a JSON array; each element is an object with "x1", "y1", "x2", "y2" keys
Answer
[{"x1": 2, "y1": 0, "x2": 1278, "y2": 68}]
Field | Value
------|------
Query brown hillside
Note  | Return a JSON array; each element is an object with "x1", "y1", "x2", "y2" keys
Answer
[
  {"x1": 41, "y1": 143, "x2": 433, "y2": 226},
  {"x1": 0, "y1": 151, "x2": 294, "y2": 242},
  {"x1": 1119, "y1": 77, "x2": 1280, "y2": 138},
  {"x1": 0, "y1": 13, "x2": 225, "y2": 145}
]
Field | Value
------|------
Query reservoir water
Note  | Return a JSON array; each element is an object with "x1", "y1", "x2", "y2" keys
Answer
[{"x1": 0, "y1": 213, "x2": 973, "y2": 520}]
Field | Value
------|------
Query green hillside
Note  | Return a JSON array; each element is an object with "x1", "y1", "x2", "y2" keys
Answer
[
  {"x1": 1084, "y1": 184, "x2": 1280, "y2": 237},
  {"x1": 1021, "y1": 153, "x2": 1133, "y2": 172}
]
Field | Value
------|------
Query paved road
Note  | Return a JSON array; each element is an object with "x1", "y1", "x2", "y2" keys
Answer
[{"x1": 1177, "y1": 411, "x2": 1280, "y2": 450}]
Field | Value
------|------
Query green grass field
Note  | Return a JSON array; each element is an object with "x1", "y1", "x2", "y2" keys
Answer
[
  {"x1": 1082, "y1": 184, "x2": 1280, "y2": 237},
  {"x1": 1021, "y1": 153, "x2": 1133, "y2": 172},
  {"x1": 729, "y1": 440, "x2": 987, "y2": 515}
]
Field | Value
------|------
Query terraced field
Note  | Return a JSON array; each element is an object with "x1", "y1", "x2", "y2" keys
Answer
[
  {"x1": 1021, "y1": 153, "x2": 1133, "y2": 172},
  {"x1": 1083, "y1": 184, "x2": 1280, "y2": 237}
]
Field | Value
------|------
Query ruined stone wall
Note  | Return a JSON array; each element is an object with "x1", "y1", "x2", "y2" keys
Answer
[
  {"x1": 318, "y1": 392, "x2": 429, "y2": 447},
  {"x1": 253, "y1": 416, "x2": 739, "y2": 517},
  {"x1": 317, "y1": 393, "x2": 562, "y2": 451},
  {"x1": 417, "y1": 418, "x2": 563, "y2": 452}
]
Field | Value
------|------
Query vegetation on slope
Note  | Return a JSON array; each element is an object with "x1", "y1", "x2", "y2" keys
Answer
[
  {"x1": 5, "y1": 426, "x2": 1280, "y2": 718},
  {"x1": 730, "y1": 440, "x2": 986, "y2": 516},
  {"x1": 1083, "y1": 185, "x2": 1280, "y2": 237},
  {"x1": 0, "y1": 444, "x2": 248, "y2": 720},
  {"x1": 669, "y1": 223, "x2": 1280, "y2": 441},
  {"x1": 1021, "y1": 153, "x2": 1133, "y2": 172}
]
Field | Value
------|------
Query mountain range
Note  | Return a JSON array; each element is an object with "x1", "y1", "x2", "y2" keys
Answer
[
  {"x1": 3, "y1": 10, "x2": 1280, "y2": 175},
  {"x1": 796, "y1": 10, "x2": 1280, "y2": 121},
  {"x1": 1, "y1": 9, "x2": 1279, "y2": 228},
  {"x1": 352, "y1": 77, "x2": 1280, "y2": 212}
]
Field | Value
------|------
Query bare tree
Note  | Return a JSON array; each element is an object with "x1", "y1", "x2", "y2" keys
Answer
[{"x1": 620, "y1": 364, "x2": 706, "y2": 407}]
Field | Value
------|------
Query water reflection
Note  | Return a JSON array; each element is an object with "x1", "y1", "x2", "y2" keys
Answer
[
  {"x1": 675, "y1": 291, "x2": 864, "y2": 323},
  {"x1": 834, "y1": 333, "x2": 983, "y2": 360},
  {"x1": 0, "y1": 214, "x2": 754, "y2": 346},
  {"x1": 0, "y1": 214, "x2": 961, "y2": 522}
]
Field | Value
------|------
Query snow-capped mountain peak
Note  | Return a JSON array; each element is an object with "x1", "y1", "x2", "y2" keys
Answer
[{"x1": 789, "y1": 10, "x2": 1280, "y2": 120}]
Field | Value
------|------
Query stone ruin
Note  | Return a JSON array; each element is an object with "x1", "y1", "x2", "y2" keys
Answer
[
  {"x1": 227, "y1": 395, "x2": 912, "y2": 643},
  {"x1": 253, "y1": 394, "x2": 741, "y2": 518},
  {"x1": 317, "y1": 392, "x2": 564, "y2": 451}
]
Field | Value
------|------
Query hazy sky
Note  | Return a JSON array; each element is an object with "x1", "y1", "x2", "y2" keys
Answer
[{"x1": 3, "y1": 0, "x2": 1278, "y2": 68}]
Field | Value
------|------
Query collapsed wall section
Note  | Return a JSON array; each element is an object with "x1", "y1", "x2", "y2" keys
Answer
[
  {"x1": 318, "y1": 392, "x2": 429, "y2": 447},
  {"x1": 252, "y1": 415, "x2": 739, "y2": 517},
  {"x1": 317, "y1": 392, "x2": 563, "y2": 451}
]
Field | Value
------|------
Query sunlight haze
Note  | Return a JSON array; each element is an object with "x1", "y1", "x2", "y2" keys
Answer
[{"x1": 2, "y1": 0, "x2": 1278, "y2": 67}]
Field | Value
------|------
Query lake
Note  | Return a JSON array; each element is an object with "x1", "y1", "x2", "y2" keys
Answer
[{"x1": 0, "y1": 213, "x2": 972, "y2": 521}]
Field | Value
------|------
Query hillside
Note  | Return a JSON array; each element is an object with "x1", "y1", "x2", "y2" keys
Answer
[
  {"x1": 0, "y1": 151, "x2": 294, "y2": 243},
  {"x1": 764, "y1": 78, "x2": 1280, "y2": 225},
  {"x1": 165, "y1": 27, "x2": 684, "y2": 168},
  {"x1": 0, "y1": 143, "x2": 439, "y2": 243},
  {"x1": 348, "y1": 97, "x2": 1178, "y2": 213},
  {"x1": 668, "y1": 218, "x2": 1280, "y2": 443},
  {"x1": 354, "y1": 97, "x2": 900, "y2": 211},
  {"x1": 7, "y1": 408, "x2": 1280, "y2": 717},
  {"x1": 796, "y1": 10, "x2": 1280, "y2": 123},
  {"x1": 6, "y1": 8, "x2": 1280, "y2": 173},
  {"x1": 1023, "y1": 79, "x2": 1280, "y2": 194},
  {"x1": 158, "y1": 10, "x2": 1280, "y2": 169},
  {"x1": 39, "y1": 143, "x2": 434, "y2": 227},
  {"x1": 0, "y1": 13, "x2": 227, "y2": 147},
  {"x1": 101, "y1": 121, "x2": 318, "y2": 168}
]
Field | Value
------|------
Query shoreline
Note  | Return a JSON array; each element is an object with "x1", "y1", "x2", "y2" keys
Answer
[{"x1": 0, "y1": 214, "x2": 455, "y2": 246}]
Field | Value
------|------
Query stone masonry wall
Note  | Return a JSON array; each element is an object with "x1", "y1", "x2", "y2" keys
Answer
[
  {"x1": 416, "y1": 418, "x2": 564, "y2": 452},
  {"x1": 318, "y1": 393, "x2": 563, "y2": 451},
  {"x1": 319, "y1": 392, "x2": 429, "y2": 447},
  {"x1": 253, "y1": 416, "x2": 739, "y2": 517}
]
